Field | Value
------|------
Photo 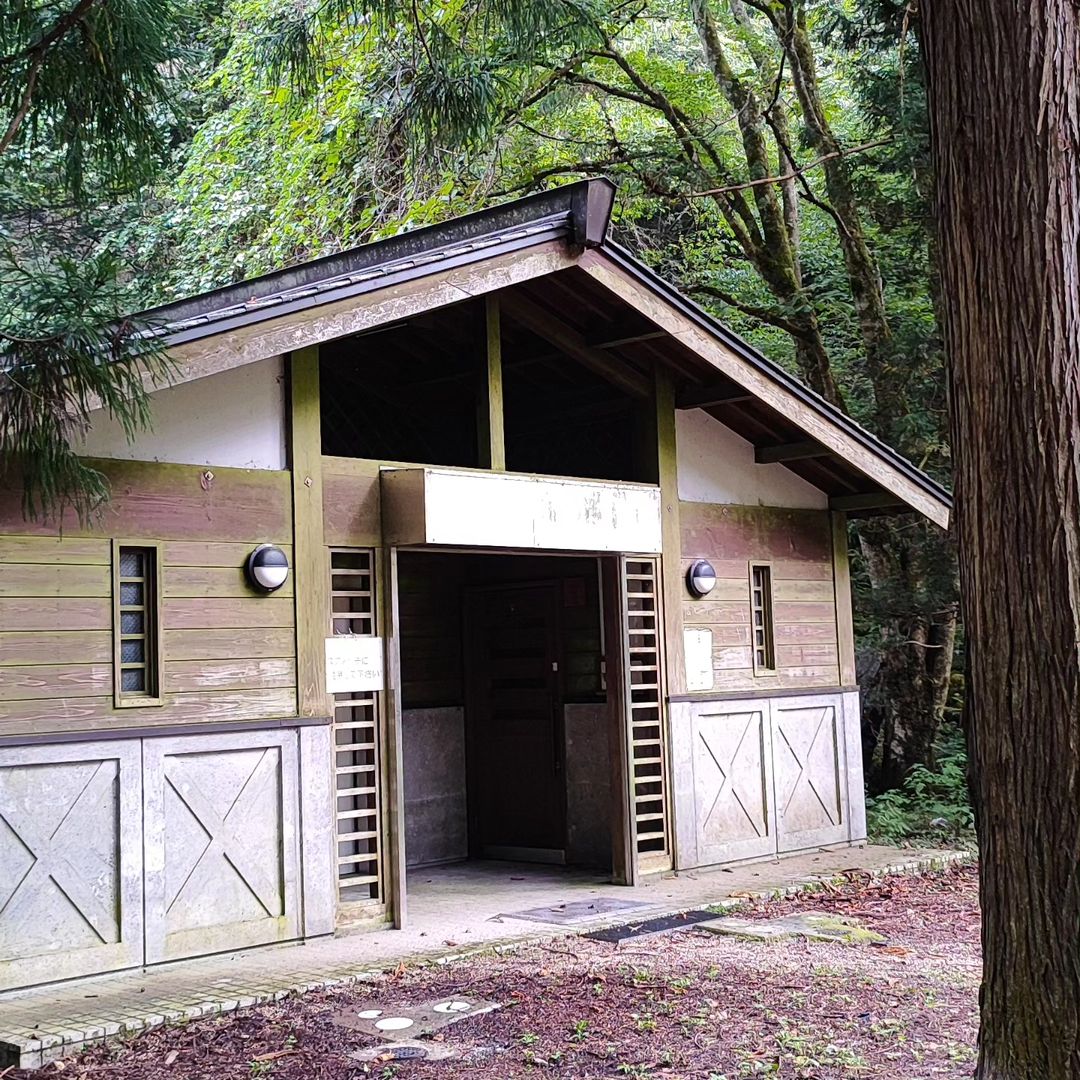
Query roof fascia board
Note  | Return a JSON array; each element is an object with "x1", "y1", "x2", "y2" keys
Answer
[
  {"x1": 138, "y1": 178, "x2": 614, "y2": 331},
  {"x1": 578, "y1": 248, "x2": 951, "y2": 530},
  {"x1": 158, "y1": 241, "x2": 580, "y2": 394},
  {"x1": 159, "y1": 219, "x2": 573, "y2": 348}
]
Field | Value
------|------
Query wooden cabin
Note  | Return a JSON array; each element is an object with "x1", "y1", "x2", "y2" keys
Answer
[{"x1": 0, "y1": 180, "x2": 950, "y2": 993}]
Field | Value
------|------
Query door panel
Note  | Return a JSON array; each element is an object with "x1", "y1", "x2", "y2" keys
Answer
[
  {"x1": 689, "y1": 703, "x2": 775, "y2": 865},
  {"x1": 143, "y1": 730, "x2": 300, "y2": 962},
  {"x1": 771, "y1": 697, "x2": 848, "y2": 852},
  {"x1": 0, "y1": 740, "x2": 143, "y2": 991},
  {"x1": 464, "y1": 583, "x2": 565, "y2": 858}
]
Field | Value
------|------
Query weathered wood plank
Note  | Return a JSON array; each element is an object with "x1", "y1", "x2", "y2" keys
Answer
[
  {"x1": 0, "y1": 631, "x2": 111, "y2": 667},
  {"x1": 772, "y1": 579, "x2": 835, "y2": 602},
  {"x1": 0, "y1": 459, "x2": 292, "y2": 543},
  {"x1": 0, "y1": 564, "x2": 110, "y2": 598},
  {"x1": 678, "y1": 501, "x2": 832, "y2": 562},
  {"x1": 162, "y1": 627, "x2": 295, "y2": 661},
  {"x1": 0, "y1": 597, "x2": 111, "y2": 632},
  {"x1": 163, "y1": 541, "x2": 292, "y2": 568},
  {"x1": 775, "y1": 644, "x2": 840, "y2": 667},
  {"x1": 163, "y1": 597, "x2": 295, "y2": 629},
  {"x1": 0, "y1": 536, "x2": 110, "y2": 564},
  {"x1": 0, "y1": 687, "x2": 298, "y2": 734},
  {"x1": 831, "y1": 511, "x2": 857, "y2": 686},
  {"x1": 773, "y1": 622, "x2": 839, "y2": 645},
  {"x1": 162, "y1": 565, "x2": 293, "y2": 599},
  {"x1": 290, "y1": 347, "x2": 332, "y2": 717},
  {"x1": 0, "y1": 664, "x2": 111, "y2": 701},
  {"x1": 322, "y1": 468, "x2": 381, "y2": 547},
  {"x1": 164, "y1": 657, "x2": 296, "y2": 692}
]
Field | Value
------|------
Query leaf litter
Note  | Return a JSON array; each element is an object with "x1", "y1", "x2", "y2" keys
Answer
[{"x1": 17, "y1": 863, "x2": 978, "y2": 1079}]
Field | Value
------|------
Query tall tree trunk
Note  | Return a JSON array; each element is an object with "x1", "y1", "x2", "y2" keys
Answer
[{"x1": 923, "y1": 2, "x2": 1080, "y2": 1077}]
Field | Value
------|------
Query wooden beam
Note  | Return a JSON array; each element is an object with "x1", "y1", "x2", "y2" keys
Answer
[
  {"x1": 831, "y1": 511, "x2": 857, "y2": 686},
  {"x1": 381, "y1": 545, "x2": 408, "y2": 929},
  {"x1": 655, "y1": 369, "x2": 686, "y2": 699},
  {"x1": 477, "y1": 296, "x2": 506, "y2": 470},
  {"x1": 289, "y1": 345, "x2": 330, "y2": 718},
  {"x1": 829, "y1": 492, "x2": 907, "y2": 512},
  {"x1": 579, "y1": 252, "x2": 951, "y2": 530},
  {"x1": 755, "y1": 439, "x2": 833, "y2": 464},
  {"x1": 499, "y1": 292, "x2": 651, "y2": 399},
  {"x1": 675, "y1": 383, "x2": 754, "y2": 409},
  {"x1": 586, "y1": 328, "x2": 668, "y2": 349}
]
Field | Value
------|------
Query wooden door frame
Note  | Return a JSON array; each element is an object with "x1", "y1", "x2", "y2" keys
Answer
[
  {"x1": 461, "y1": 578, "x2": 567, "y2": 861},
  {"x1": 601, "y1": 555, "x2": 637, "y2": 885}
]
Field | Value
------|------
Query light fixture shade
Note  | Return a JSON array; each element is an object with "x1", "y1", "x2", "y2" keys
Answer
[
  {"x1": 686, "y1": 558, "x2": 717, "y2": 598},
  {"x1": 246, "y1": 544, "x2": 290, "y2": 593}
]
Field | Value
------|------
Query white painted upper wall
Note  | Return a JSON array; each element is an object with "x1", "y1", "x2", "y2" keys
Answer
[
  {"x1": 676, "y1": 408, "x2": 828, "y2": 509},
  {"x1": 79, "y1": 357, "x2": 286, "y2": 470}
]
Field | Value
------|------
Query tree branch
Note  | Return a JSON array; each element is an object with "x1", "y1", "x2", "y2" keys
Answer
[
  {"x1": 686, "y1": 139, "x2": 891, "y2": 197},
  {"x1": 688, "y1": 283, "x2": 804, "y2": 336}
]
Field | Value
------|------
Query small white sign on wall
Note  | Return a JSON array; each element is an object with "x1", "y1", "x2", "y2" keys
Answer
[
  {"x1": 325, "y1": 636, "x2": 385, "y2": 693},
  {"x1": 683, "y1": 628, "x2": 715, "y2": 692}
]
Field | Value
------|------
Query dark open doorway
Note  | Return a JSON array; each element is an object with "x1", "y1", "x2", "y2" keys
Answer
[
  {"x1": 463, "y1": 581, "x2": 565, "y2": 861},
  {"x1": 397, "y1": 551, "x2": 614, "y2": 877}
]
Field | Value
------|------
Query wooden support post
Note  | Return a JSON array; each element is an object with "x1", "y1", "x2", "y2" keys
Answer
[
  {"x1": 831, "y1": 511, "x2": 857, "y2": 686},
  {"x1": 289, "y1": 346, "x2": 331, "y2": 717},
  {"x1": 477, "y1": 296, "x2": 506, "y2": 470},
  {"x1": 655, "y1": 369, "x2": 686, "y2": 697},
  {"x1": 381, "y1": 545, "x2": 408, "y2": 928}
]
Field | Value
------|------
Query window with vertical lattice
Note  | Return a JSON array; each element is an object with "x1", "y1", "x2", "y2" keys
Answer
[
  {"x1": 330, "y1": 549, "x2": 383, "y2": 904},
  {"x1": 750, "y1": 562, "x2": 776, "y2": 674},
  {"x1": 622, "y1": 557, "x2": 672, "y2": 871}
]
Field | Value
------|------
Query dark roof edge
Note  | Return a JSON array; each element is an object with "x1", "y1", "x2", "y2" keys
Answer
[
  {"x1": 136, "y1": 178, "x2": 616, "y2": 331},
  {"x1": 598, "y1": 240, "x2": 953, "y2": 512}
]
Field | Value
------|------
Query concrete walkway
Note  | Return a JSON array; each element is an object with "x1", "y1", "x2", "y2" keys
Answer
[{"x1": 0, "y1": 845, "x2": 965, "y2": 1069}]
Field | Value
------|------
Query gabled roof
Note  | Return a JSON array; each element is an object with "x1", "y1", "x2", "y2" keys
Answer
[{"x1": 138, "y1": 178, "x2": 951, "y2": 528}]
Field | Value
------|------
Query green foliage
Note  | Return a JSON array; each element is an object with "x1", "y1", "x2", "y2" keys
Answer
[
  {"x1": 0, "y1": 0, "x2": 195, "y2": 520},
  {"x1": 866, "y1": 729, "x2": 975, "y2": 846}
]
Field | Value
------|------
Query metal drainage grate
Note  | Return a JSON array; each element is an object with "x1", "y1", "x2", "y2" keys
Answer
[
  {"x1": 501, "y1": 897, "x2": 652, "y2": 926},
  {"x1": 584, "y1": 909, "x2": 719, "y2": 943}
]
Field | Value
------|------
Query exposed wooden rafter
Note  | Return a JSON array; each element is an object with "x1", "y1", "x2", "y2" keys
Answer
[
  {"x1": 675, "y1": 383, "x2": 754, "y2": 409},
  {"x1": 499, "y1": 292, "x2": 651, "y2": 399},
  {"x1": 755, "y1": 439, "x2": 833, "y2": 464},
  {"x1": 829, "y1": 492, "x2": 907, "y2": 512}
]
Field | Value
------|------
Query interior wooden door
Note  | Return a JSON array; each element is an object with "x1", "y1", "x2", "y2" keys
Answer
[{"x1": 464, "y1": 582, "x2": 565, "y2": 861}]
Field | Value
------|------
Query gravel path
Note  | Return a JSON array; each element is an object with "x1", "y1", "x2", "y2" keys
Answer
[{"x1": 28, "y1": 863, "x2": 979, "y2": 1079}]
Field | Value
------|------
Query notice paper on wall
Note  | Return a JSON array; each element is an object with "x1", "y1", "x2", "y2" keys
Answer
[
  {"x1": 325, "y1": 636, "x2": 385, "y2": 693},
  {"x1": 683, "y1": 627, "x2": 715, "y2": 692}
]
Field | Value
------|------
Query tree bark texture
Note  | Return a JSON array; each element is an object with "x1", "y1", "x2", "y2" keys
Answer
[{"x1": 923, "y1": 2, "x2": 1080, "y2": 1077}]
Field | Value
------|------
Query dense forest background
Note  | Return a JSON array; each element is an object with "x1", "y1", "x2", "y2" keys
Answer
[{"x1": 0, "y1": 0, "x2": 967, "y2": 831}]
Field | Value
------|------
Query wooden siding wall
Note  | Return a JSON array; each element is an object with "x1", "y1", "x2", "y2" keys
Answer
[
  {"x1": 679, "y1": 502, "x2": 842, "y2": 692},
  {"x1": 0, "y1": 459, "x2": 297, "y2": 737}
]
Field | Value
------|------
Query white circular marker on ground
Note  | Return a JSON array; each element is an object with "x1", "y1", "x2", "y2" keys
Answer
[
  {"x1": 375, "y1": 1017, "x2": 415, "y2": 1032},
  {"x1": 356, "y1": 1010, "x2": 382, "y2": 1019},
  {"x1": 433, "y1": 1001, "x2": 471, "y2": 1014}
]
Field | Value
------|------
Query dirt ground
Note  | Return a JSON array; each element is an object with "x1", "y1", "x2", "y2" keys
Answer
[{"x1": 26, "y1": 863, "x2": 979, "y2": 1080}]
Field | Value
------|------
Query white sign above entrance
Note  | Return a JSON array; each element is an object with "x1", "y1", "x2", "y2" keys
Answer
[
  {"x1": 325, "y1": 636, "x2": 385, "y2": 693},
  {"x1": 380, "y1": 467, "x2": 663, "y2": 553}
]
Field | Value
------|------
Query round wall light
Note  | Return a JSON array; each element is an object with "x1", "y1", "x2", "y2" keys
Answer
[
  {"x1": 686, "y1": 559, "x2": 717, "y2": 599},
  {"x1": 246, "y1": 544, "x2": 290, "y2": 593}
]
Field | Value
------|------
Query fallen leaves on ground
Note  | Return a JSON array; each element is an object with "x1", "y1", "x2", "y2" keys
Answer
[{"x1": 28, "y1": 864, "x2": 979, "y2": 1080}]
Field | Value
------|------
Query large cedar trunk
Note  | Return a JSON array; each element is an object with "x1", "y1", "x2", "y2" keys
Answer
[{"x1": 923, "y1": 2, "x2": 1080, "y2": 1077}]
